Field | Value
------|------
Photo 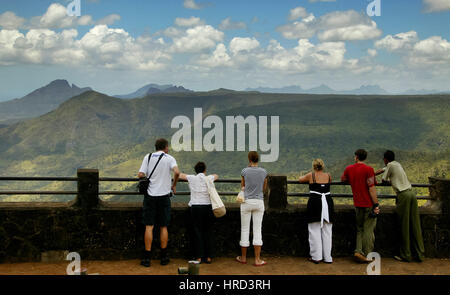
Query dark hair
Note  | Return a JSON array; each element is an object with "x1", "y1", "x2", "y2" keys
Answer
[
  {"x1": 194, "y1": 162, "x2": 206, "y2": 174},
  {"x1": 155, "y1": 138, "x2": 168, "y2": 151},
  {"x1": 248, "y1": 151, "x2": 259, "y2": 163},
  {"x1": 384, "y1": 150, "x2": 395, "y2": 162},
  {"x1": 354, "y1": 149, "x2": 367, "y2": 161}
]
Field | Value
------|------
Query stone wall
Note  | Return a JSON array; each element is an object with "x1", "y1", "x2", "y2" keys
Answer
[{"x1": 0, "y1": 171, "x2": 448, "y2": 263}]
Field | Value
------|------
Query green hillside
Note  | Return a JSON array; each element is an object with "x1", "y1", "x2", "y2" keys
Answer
[{"x1": 0, "y1": 91, "x2": 448, "y2": 202}]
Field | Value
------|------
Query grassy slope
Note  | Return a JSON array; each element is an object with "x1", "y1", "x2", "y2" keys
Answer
[{"x1": 0, "y1": 91, "x2": 448, "y2": 201}]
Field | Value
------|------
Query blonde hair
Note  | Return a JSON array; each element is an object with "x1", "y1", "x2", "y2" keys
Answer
[{"x1": 312, "y1": 159, "x2": 325, "y2": 171}]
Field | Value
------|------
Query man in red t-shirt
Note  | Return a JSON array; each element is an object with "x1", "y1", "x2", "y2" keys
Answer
[{"x1": 341, "y1": 149, "x2": 380, "y2": 263}]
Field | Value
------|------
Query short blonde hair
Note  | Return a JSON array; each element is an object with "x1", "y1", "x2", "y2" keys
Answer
[{"x1": 312, "y1": 159, "x2": 325, "y2": 171}]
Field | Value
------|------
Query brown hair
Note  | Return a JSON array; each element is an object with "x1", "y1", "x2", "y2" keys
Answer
[
  {"x1": 155, "y1": 138, "x2": 168, "y2": 151},
  {"x1": 248, "y1": 151, "x2": 259, "y2": 163},
  {"x1": 312, "y1": 159, "x2": 325, "y2": 171},
  {"x1": 355, "y1": 149, "x2": 368, "y2": 161}
]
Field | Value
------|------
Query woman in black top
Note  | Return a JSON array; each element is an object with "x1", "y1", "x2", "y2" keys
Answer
[{"x1": 299, "y1": 159, "x2": 335, "y2": 264}]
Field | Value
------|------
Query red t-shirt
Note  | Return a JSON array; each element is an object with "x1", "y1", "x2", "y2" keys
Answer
[{"x1": 341, "y1": 163, "x2": 376, "y2": 208}]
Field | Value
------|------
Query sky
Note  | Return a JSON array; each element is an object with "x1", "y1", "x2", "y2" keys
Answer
[{"x1": 1, "y1": 0, "x2": 450, "y2": 99}]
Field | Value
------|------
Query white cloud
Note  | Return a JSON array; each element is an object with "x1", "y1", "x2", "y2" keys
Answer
[
  {"x1": 218, "y1": 17, "x2": 247, "y2": 30},
  {"x1": 375, "y1": 31, "x2": 450, "y2": 72},
  {"x1": 368, "y1": 49, "x2": 377, "y2": 57},
  {"x1": 0, "y1": 12, "x2": 26, "y2": 30},
  {"x1": 171, "y1": 25, "x2": 224, "y2": 53},
  {"x1": 229, "y1": 37, "x2": 260, "y2": 55},
  {"x1": 32, "y1": 3, "x2": 94, "y2": 29},
  {"x1": 0, "y1": 25, "x2": 171, "y2": 70},
  {"x1": 278, "y1": 10, "x2": 382, "y2": 42},
  {"x1": 184, "y1": 0, "x2": 203, "y2": 10},
  {"x1": 423, "y1": 0, "x2": 450, "y2": 13},
  {"x1": 175, "y1": 17, "x2": 205, "y2": 27},
  {"x1": 96, "y1": 14, "x2": 121, "y2": 26},
  {"x1": 197, "y1": 43, "x2": 232, "y2": 67},
  {"x1": 288, "y1": 7, "x2": 309, "y2": 21},
  {"x1": 375, "y1": 31, "x2": 419, "y2": 52},
  {"x1": 409, "y1": 36, "x2": 450, "y2": 65}
]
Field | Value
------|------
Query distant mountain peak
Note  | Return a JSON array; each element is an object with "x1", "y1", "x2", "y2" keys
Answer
[
  {"x1": 0, "y1": 79, "x2": 93, "y2": 123},
  {"x1": 114, "y1": 83, "x2": 193, "y2": 99}
]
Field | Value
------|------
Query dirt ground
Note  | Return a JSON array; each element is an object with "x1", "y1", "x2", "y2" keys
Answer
[{"x1": 0, "y1": 256, "x2": 449, "y2": 275}]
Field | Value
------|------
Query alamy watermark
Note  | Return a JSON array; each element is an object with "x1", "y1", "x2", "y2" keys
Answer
[
  {"x1": 171, "y1": 108, "x2": 279, "y2": 162},
  {"x1": 67, "y1": 0, "x2": 81, "y2": 17},
  {"x1": 66, "y1": 252, "x2": 81, "y2": 275},
  {"x1": 366, "y1": 252, "x2": 381, "y2": 275},
  {"x1": 367, "y1": 0, "x2": 381, "y2": 17}
]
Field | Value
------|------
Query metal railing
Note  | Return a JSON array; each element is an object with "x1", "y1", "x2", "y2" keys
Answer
[
  {"x1": 286, "y1": 180, "x2": 433, "y2": 200},
  {"x1": 0, "y1": 176, "x2": 433, "y2": 200}
]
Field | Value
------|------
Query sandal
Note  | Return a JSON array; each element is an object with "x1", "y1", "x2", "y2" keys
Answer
[
  {"x1": 254, "y1": 260, "x2": 267, "y2": 267},
  {"x1": 235, "y1": 256, "x2": 247, "y2": 264}
]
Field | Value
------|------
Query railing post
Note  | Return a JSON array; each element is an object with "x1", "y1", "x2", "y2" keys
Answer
[
  {"x1": 265, "y1": 175, "x2": 287, "y2": 210},
  {"x1": 75, "y1": 169, "x2": 99, "y2": 210},
  {"x1": 427, "y1": 177, "x2": 450, "y2": 214}
]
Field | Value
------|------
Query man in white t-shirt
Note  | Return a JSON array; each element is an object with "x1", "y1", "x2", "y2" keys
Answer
[
  {"x1": 179, "y1": 162, "x2": 218, "y2": 264},
  {"x1": 138, "y1": 138, "x2": 180, "y2": 267}
]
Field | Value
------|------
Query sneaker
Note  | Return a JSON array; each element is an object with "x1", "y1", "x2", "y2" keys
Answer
[
  {"x1": 140, "y1": 258, "x2": 151, "y2": 267},
  {"x1": 354, "y1": 253, "x2": 370, "y2": 263}
]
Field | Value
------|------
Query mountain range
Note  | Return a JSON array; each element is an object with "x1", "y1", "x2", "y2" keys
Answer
[
  {"x1": 0, "y1": 79, "x2": 91, "y2": 125},
  {"x1": 0, "y1": 88, "x2": 448, "y2": 202},
  {"x1": 245, "y1": 84, "x2": 449, "y2": 95},
  {"x1": 114, "y1": 83, "x2": 193, "y2": 99}
]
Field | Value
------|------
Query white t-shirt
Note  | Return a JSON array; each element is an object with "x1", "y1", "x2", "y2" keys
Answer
[
  {"x1": 187, "y1": 173, "x2": 215, "y2": 206},
  {"x1": 139, "y1": 152, "x2": 177, "y2": 196}
]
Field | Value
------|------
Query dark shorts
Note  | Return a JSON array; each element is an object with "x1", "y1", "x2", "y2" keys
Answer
[{"x1": 142, "y1": 193, "x2": 171, "y2": 227}]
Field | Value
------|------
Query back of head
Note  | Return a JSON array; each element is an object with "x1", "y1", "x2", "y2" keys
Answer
[
  {"x1": 248, "y1": 151, "x2": 259, "y2": 163},
  {"x1": 194, "y1": 162, "x2": 206, "y2": 174},
  {"x1": 354, "y1": 149, "x2": 367, "y2": 161},
  {"x1": 384, "y1": 150, "x2": 395, "y2": 162},
  {"x1": 155, "y1": 138, "x2": 168, "y2": 151},
  {"x1": 312, "y1": 158, "x2": 325, "y2": 171}
]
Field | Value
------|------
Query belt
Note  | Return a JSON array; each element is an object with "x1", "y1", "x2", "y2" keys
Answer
[{"x1": 310, "y1": 191, "x2": 330, "y2": 228}]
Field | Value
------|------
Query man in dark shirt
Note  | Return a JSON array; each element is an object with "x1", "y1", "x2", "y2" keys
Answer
[{"x1": 341, "y1": 149, "x2": 380, "y2": 263}]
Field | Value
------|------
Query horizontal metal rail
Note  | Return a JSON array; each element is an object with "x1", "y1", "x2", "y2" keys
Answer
[
  {"x1": 99, "y1": 191, "x2": 238, "y2": 196},
  {"x1": 0, "y1": 191, "x2": 78, "y2": 195},
  {"x1": 287, "y1": 192, "x2": 432, "y2": 200},
  {"x1": 287, "y1": 180, "x2": 431, "y2": 188},
  {"x1": 0, "y1": 176, "x2": 433, "y2": 200},
  {"x1": 0, "y1": 177, "x2": 78, "y2": 181},
  {"x1": 99, "y1": 177, "x2": 242, "y2": 183}
]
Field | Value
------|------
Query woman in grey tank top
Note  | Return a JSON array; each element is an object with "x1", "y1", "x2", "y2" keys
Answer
[{"x1": 236, "y1": 151, "x2": 268, "y2": 266}]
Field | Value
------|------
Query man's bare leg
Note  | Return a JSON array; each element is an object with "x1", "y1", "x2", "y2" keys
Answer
[
  {"x1": 145, "y1": 225, "x2": 154, "y2": 250},
  {"x1": 160, "y1": 226, "x2": 168, "y2": 248},
  {"x1": 160, "y1": 226, "x2": 170, "y2": 265}
]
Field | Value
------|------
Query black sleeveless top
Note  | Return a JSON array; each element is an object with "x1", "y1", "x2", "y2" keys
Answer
[{"x1": 306, "y1": 172, "x2": 335, "y2": 224}]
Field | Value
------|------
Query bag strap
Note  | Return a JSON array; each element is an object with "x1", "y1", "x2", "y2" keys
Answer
[{"x1": 147, "y1": 153, "x2": 164, "y2": 180}]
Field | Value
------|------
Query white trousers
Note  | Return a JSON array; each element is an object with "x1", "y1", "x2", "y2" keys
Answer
[
  {"x1": 308, "y1": 222, "x2": 333, "y2": 262},
  {"x1": 240, "y1": 199, "x2": 265, "y2": 247}
]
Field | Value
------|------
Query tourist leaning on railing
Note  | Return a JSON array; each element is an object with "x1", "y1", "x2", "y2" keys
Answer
[
  {"x1": 299, "y1": 159, "x2": 335, "y2": 264},
  {"x1": 178, "y1": 162, "x2": 218, "y2": 264},
  {"x1": 375, "y1": 150, "x2": 425, "y2": 263},
  {"x1": 236, "y1": 151, "x2": 268, "y2": 267},
  {"x1": 341, "y1": 149, "x2": 380, "y2": 264}
]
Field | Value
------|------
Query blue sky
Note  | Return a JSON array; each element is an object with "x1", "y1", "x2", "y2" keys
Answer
[{"x1": 1, "y1": 0, "x2": 450, "y2": 99}]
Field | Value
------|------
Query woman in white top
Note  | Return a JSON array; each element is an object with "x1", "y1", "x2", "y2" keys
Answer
[{"x1": 179, "y1": 162, "x2": 218, "y2": 264}]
